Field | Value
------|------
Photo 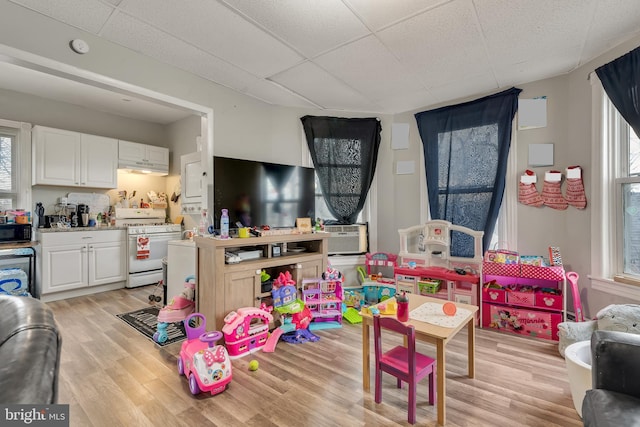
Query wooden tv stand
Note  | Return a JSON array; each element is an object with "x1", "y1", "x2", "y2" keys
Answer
[{"x1": 194, "y1": 232, "x2": 329, "y2": 331}]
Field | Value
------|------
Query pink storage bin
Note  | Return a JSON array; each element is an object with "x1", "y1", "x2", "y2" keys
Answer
[
  {"x1": 507, "y1": 288, "x2": 535, "y2": 306},
  {"x1": 520, "y1": 264, "x2": 564, "y2": 281},
  {"x1": 483, "y1": 262, "x2": 521, "y2": 277},
  {"x1": 535, "y1": 291, "x2": 563, "y2": 310},
  {"x1": 483, "y1": 287, "x2": 506, "y2": 304},
  {"x1": 482, "y1": 303, "x2": 561, "y2": 341}
]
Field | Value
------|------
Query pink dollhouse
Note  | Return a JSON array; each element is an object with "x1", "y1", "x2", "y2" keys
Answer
[
  {"x1": 301, "y1": 277, "x2": 343, "y2": 330},
  {"x1": 222, "y1": 304, "x2": 273, "y2": 359}
]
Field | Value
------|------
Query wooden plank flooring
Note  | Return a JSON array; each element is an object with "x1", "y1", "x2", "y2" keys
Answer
[{"x1": 47, "y1": 286, "x2": 582, "y2": 426}]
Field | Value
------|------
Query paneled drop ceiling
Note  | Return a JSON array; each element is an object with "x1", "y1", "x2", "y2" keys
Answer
[{"x1": 5, "y1": 0, "x2": 640, "y2": 117}]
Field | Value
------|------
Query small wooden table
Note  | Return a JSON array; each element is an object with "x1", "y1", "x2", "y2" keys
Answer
[{"x1": 361, "y1": 294, "x2": 478, "y2": 425}]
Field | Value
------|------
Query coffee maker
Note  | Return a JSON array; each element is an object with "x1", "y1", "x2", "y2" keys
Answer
[{"x1": 77, "y1": 204, "x2": 90, "y2": 227}]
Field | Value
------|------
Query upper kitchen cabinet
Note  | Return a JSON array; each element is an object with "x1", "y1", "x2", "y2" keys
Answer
[
  {"x1": 32, "y1": 125, "x2": 118, "y2": 189},
  {"x1": 118, "y1": 140, "x2": 169, "y2": 175}
]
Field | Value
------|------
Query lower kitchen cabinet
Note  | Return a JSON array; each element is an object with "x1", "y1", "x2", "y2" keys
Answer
[{"x1": 39, "y1": 230, "x2": 126, "y2": 295}]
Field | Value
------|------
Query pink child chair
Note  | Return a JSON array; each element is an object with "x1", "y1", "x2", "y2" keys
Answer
[
  {"x1": 566, "y1": 272, "x2": 584, "y2": 322},
  {"x1": 373, "y1": 314, "x2": 436, "y2": 425}
]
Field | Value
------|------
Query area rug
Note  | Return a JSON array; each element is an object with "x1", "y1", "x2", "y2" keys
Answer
[{"x1": 116, "y1": 306, "x2": 186, "y2": 347}]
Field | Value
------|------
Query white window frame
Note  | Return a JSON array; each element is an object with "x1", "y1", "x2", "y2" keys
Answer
[
  {"x1": 590, "y1": 76, "x2": 640, "y2": 300},
  {"x1": 0, "y1": 119, "x2": 31, "y2": 213}
]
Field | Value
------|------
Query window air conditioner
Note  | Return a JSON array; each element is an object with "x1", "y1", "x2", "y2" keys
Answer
[{"x1": 325, "y1": 224, "x2": 368, "y2": 255}]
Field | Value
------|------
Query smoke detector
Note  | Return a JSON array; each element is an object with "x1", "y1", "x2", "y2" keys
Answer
[{"x1": 69, "y1": 39, "x2": 90, "y2": 54}]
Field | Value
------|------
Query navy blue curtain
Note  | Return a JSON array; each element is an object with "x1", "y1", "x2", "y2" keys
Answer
[
  {"x1": 301, "y1": 116, "x2": 381, "y2": 224},
  {"x1": 595, "y1": 45, "x2": 640, "y2": 138},
  {"x1": 415, "y1": 87, "x2": 522, "y2": 256}
]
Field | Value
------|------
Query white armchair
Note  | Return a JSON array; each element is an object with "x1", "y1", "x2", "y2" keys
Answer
[{"x1": 558, "y1": 304, "x2": 640, "y2": 357}]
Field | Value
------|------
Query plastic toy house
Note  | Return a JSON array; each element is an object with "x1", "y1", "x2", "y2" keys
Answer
[
  {"x1": 301, "y1": 278, "x2": 343, "y2": 330},
  {"x1": 222, "y1": 305, "x2": 273, "y2": 359},
  {"x1": 272, "y1": 285, "x2": 297, "y2": 308}
]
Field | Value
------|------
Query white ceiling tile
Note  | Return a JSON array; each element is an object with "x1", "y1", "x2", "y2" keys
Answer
[
  {"x1": 101, "y1": 12, "x2": 259, "y2": 92},
  {"x1": 476, "y1": 0, "x2": 593, "y2": 66},
  {"x1": 493, "y1": 51, "x2": 579, "y2": 88},
  {"x1": 314, "y1": 35, "x2": 426, "y2": 102},
  {"x1": 377, "y1": 0, "x2": 492, "y2": 88},
  {"x1": 244, "y1": 79, "x2": 320, "y2": 109},
  {"x1": 270, "y1": 61, "x2": 381, "y2": 112},
  {"x1": 581, "y1": 0, "x2": 640, "y2": 63},
  {"x1": 377, "y1": 88, "x2": 440, "y2": 114},
  {"x1": 222, "y1": 0, "x2": 370, "y2": 57},
  {"x1": 426, "y1": 72, "x2": 499, "y2": 107},
  {"x1": 118, "y1": 0, "x2": 303, "y2": 78},
  {"x1": 346, "y1": 0, "x2": 446, "y2": 31},
  {"x1": 9, "y1": 0, "x2": 114, "y2": 33}
]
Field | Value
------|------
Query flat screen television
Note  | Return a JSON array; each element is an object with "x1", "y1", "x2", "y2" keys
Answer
[{"x1": 213, "y1": 156, "x2": 315, "y2": 230}]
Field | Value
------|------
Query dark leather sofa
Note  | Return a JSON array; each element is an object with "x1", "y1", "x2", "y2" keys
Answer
[
  {"x1": 582, "y1": 330, "x2": 640, "y2": 427},
  {"x1": 0, "y1": 295, "x2": 62, "y2": 403}
]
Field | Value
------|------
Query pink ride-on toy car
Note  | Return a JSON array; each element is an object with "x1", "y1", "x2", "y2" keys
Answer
[{"x1": 178, "y1": 313, "x2": 232, "y2": 396}]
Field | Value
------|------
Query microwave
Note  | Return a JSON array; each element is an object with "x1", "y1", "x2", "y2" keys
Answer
[{"x1": 0, "y1": 224, "x2": 32, "y2": 243}]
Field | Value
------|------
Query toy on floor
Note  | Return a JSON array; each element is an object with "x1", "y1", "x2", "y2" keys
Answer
[
  {"x1": 263, "y1": 272, "x2": 319, "y2": 352},
  {"x1": 343, "y1": 307, "x2": 363, "y2": 324},
  {"x1": 177, "y1": 313, "x2": 232, "y2": 396},
  {"x1": 153, "y1": 275, "x2": 196, "y2": 343},
  {"x1": 222, "y1": 303, "x2": 273, "y2": 359},
  {"x1": 147, "y1": 279, "x2": 164, "y2": 307}
]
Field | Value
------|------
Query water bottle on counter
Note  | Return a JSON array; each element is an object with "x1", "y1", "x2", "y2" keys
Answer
[
  {"x1": 199, "y1": 209, "x2": 212, "y2": 237},
  {"x1": 220, "y1": 208, "x2": 229, "y2": 239}
]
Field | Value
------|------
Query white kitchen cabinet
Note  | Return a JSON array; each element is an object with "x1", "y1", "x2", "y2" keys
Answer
[
  {"x1": 118, "y1": 140, "x2": 169, "y2": 174},
  {"x1": 32, "y1": 125, "x2": 118, "y2": 188},
  {"x1": 39, "y1": 230, "x2": 126, "y2": 295}
]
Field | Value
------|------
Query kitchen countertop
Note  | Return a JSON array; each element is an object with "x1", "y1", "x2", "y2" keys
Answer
[{"x1": 35, "y1": 226, "x2": 128, "y2": 233}]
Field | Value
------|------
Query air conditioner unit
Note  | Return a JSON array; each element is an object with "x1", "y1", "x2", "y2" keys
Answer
[{"x1": 325, "y1": 224, "x2": 368, "y2": 255}]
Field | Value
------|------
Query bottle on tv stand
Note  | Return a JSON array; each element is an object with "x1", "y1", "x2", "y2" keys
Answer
[
  {"x1": 220, "y1": 208, "x2": 229, "y2": 239},
  {"x1": 199, "y1": 208, "x2": 212, "y2": 237}
]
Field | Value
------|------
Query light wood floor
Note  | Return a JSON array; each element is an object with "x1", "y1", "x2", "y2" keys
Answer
[{"x1": 47, "y1": 286, "x2": 582, "y2": 427}]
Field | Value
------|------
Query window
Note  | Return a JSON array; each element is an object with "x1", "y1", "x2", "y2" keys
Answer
[
  {"x1": 300, "y1": 116, "x2": 381, "y2": 225},
  {"x1": 620, "y1": 114, "x2": 640, "y2": 278},
  {"x1": 591, "y1": 78, "x2": 640, "y2": 293},
  {"x1": 314, "y1": 172, "x2": 367, "y2": 223},
  {"x1": 0, "y1": 120, "x2": 30, "y2": 213},
  {"x1": 415, "y1": 88, "x2": 521, "y2": 255},
  {"x1": 0, "y1": 129, "x2": 17, "y2": 211}
]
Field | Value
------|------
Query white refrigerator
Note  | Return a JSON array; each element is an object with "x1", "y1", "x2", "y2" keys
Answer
[{"x1": 167, "y1": 239, "x2": 196, "y2": 301}]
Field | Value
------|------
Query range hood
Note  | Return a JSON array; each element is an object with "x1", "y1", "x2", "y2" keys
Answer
[
  {"x1": 117, "y1": 141, "x2": 169, "y2": 176},
  {"x1": 117, "y1": 159, "x2": 168, "y2": 176}
]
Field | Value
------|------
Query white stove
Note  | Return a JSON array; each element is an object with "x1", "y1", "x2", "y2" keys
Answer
[
  {"x1": 114, "y1": 208, "x2": 183, "y2": 288},
  {"x1": 126, "y1": 223, "x2": 182, "y2": 235}
]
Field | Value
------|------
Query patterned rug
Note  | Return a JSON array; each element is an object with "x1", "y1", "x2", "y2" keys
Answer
[{"x1": 116, "y1": 306, "x2": 186, "y2": 347}]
